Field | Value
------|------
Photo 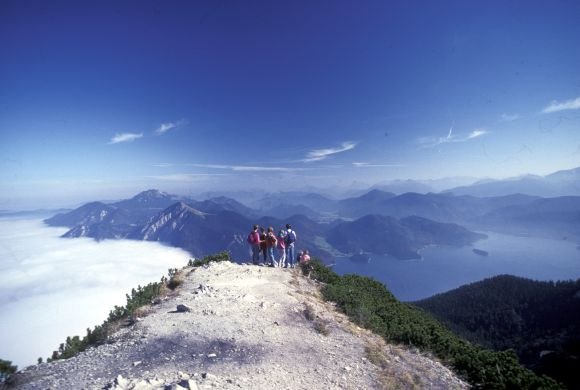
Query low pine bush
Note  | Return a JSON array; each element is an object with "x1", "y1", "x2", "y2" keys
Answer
[
  {"x1": 188, "y1": 251, "x2": 231, "y2": 267},
  {"x1": 305, "y1": 259, "x2": 562, "y2": 389},
  {"x1": 0, "y1": 359, "x2": 17, "y2": 384}
]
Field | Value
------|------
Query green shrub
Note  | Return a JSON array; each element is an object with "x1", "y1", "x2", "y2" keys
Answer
[
  {"x1": 188, "y1": 251, "x2": 231, "y2": 267},
  {"x1": 0, "y1": 359, "x2": 17, "y2": 384},
  {"x1": 300, "y1": 259, "x2": 340, "y2": 284},
  {"x1": 307, "y1": 259, "x2": 562, "y2": 389}
]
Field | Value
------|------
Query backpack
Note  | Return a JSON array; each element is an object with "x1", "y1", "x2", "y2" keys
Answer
[
  {"x1": 268, "y1": 234, "x2": 277, "y2": 246},
  {"x1": 247, "y1": 232, "x2": 256, "y2": 245},
  {"x1": 285, "y1": 230, "x2": 296, "y2": 245}
]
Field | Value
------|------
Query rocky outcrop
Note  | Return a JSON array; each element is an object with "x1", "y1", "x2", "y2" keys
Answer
[{"x1": 13, "y1": 262, "x2": 467, "y2": 389}]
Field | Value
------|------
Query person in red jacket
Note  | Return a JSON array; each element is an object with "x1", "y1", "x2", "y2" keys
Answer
[{"x1": 247, "y1": 225, "x2": 261, "y2": 265}]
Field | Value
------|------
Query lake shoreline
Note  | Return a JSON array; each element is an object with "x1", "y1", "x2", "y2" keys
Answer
[{"x1": 333, "y1": 231, "x2": 580, "y2": 302}]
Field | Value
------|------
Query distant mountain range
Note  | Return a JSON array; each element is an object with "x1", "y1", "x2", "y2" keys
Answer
[
  {"x1": 44, "y1": 189, "x2": 490, "y2": 261},
  {"x1": 329, "y1": 190, "x2": 580, "y2": 241},
  {"x1": 414, "y1": 275, "x2": 580, "y2": 389},
  {"x1": 335, "y1": 190, "x2": 541, "y2": 222},
  {"x1": 327, "y1": 214, "x2": 485, "y2": 260},
  {"x1": 446, "y1": 167, "x2": 580, "y2": 197},
  {"x1": 472, "y1": 196, "x2": 580, "y2": 241},
  {"x1": 44, "y1": 169, "x2": 580, "y2": 261},
  {"x1": 366, "y1": 176, "x2": 480, "y2": 195}
]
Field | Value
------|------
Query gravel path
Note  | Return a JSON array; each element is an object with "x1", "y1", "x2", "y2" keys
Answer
[{"x1": 12, "y1": 262, "x2": 468, "y2": 389}]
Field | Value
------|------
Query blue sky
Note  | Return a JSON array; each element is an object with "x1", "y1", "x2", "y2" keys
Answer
[{"x1": 1, "y1": 1, "x2": 580, "y2": 208}]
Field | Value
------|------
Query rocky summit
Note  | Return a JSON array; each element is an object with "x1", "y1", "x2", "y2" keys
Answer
[{"x1": 12, "y1": 262, "x2": 467, "y2": 389}]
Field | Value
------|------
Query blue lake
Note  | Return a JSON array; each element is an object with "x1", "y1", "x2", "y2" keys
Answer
[{"x1": 332, "y1": 232, "x2": 580, "y2": 302}]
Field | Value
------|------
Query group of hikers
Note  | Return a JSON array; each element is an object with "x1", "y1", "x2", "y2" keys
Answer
[{"x1": 247, "y1": 224, "x2": 310, "y2": 267}]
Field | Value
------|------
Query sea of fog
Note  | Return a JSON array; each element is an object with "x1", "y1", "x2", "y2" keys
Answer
[
  {"x1": 0, "y1": 215, "x2": 192, "y2": 369},
  {"x1": 333, "y1": 231, "x2": 580, "y2": 302}
]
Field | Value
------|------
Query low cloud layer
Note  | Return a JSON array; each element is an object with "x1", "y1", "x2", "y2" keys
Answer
[{"x1": 0, "y1": 216, "x2": 191, "y2": 368}]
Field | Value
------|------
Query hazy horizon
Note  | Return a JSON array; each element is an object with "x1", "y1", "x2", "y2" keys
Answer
[{"x1": 3, "y1": 163, "x2": 580, "y2": 211}]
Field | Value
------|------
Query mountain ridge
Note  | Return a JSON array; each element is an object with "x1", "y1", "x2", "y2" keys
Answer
[
  {"x1": 445, "y1": 166, "x2": 580, "y2": 197},
  {"x1": 45, "y1": 191, "x2": 488, "y2": 261}
]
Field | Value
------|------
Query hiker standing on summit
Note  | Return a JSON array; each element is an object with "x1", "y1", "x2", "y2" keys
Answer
[
  {"x1": 247, "y1": 225, "x2": 261, "y2": 265},
  {"x1": 284, "y1": 223, "x2": 297, "y2": 268},
  {"x1": 277, "y1": 229, "x2": 286, "y2": 268},
  {"x1": 259, "y1": 227, "x2": 268, "y2": 264},
  {"x1": 266, "y1": 226, "x2": 278, "y2": 267}
]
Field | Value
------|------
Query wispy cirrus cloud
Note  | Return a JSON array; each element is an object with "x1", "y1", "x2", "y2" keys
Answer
[
  {"x1": 499, "y1": 113, "x2": 520, "y2": 122},
  {"x1": 108, "y1": 118, "x2": 187, "y2": 144},
  {"x1": 146, "y1": 173, "x2": 229, "y2": 182},
  {"x1": 152, "y1": 162, "x2": 303, "y2": 172},
  {"x1": 189, "y1": 163, "x2": 303, "y2": 172},
  {"x1": 352, "y1": 162, "x2": 404, "y2": 168},
  {"x1": 155, "y1": 123, "x2": 176, "y2": 134},
  {"x1": 542, "y1": 97, "x2": 580, "y2": 113},
  {"x1": 303, "y1": 141, "x2": 357, "y2": 162},
  {"x1": 467, "y1": 129, "x2": 488, "y2": 139},
  {"x1": 418, "y1": 127, "x2": 488, "y2": 148},
  {"x1": 154, "y1": 119, "x2": 188, "y2": 135},
  {"x1": 108, "y1": 132, "x2": 143, "y2": 144}
]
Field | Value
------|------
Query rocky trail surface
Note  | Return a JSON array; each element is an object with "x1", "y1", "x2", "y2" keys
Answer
[{"x1": 12, "y1": 262, "x2": 468, "y2": 389}]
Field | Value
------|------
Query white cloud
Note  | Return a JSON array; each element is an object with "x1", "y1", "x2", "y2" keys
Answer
[
  {"x1": 542, "y1": 97, "x2": 580, "y2": 113},
  {"x1": 500, "y1": 113, "x2": 520, "y2": 122},
  {"x1": 303, "y1": 141, "x2": 357, "y2": 162},
  {"x1": 467, "y1": 129, "x2": 488, "y2": 139},
  {"x1": 352, "y1": 162, "x2": 404, "y2": 168},
  {"x1": 0, "y1": 216, "x2": 190, "y2": 368},
  {"x1": 155, "y1": 122, "x2": 177, "y2": 134},
  {"x1": 146, "y1": 173, "x2": 229, "y2": 182},
  {"x1": 152, "y1": 163, "x2": 173, "y2": 168},
  {"x1": 154, "y1": 119, "x2": 188, "y2": 135},
  {"x1": 108, "y1": 132, "x2": 143, "y2": 144},
  {"x1": 418, "y1": 127, "x2": 488, "y2": 148},
  {"x1": 189, "y1": 163, "x2": 302, "y2": 172}
]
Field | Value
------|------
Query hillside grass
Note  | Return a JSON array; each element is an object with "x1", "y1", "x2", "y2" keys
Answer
[{"x1": 301, "y1": 259, "x2": 563, "y2": 389}]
